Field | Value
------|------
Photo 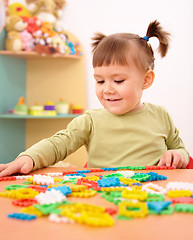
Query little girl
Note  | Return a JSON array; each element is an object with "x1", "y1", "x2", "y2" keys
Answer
[{"x1": 0, "y1": 20, "x2": 189, "y2": 177}]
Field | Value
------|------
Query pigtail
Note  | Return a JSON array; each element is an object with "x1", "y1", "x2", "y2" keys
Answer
[
  {"x1": 146, "y1": 20, "x2": 170, "y2": 57},
  {"x1": 91, "y1": 32, "x2": 106, "y2": 52}
]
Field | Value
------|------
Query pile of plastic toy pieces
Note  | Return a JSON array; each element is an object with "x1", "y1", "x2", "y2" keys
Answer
[{"x1": 0, "y1": 165, "x2": 193, "y2": 227}]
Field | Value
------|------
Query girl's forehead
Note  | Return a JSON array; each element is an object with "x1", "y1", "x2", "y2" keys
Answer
[{"x1": 94, "y1": 64, "x2": 131, "y2": 76}]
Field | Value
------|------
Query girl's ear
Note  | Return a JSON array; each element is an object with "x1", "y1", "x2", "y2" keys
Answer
[{"x1": 143, "y1": 70, "x2": 155, "y2": 89}]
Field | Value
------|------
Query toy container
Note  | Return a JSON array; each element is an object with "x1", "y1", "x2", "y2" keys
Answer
[
  {"x1": 29, "y1": 102, "x2": 44, "y2": 115},
  {"x1": 55, "y1": 99, "x2": 69, "y2": 114}
]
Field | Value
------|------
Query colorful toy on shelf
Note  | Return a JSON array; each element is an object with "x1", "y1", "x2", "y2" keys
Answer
[
  {"x1": 43, "y1": 101, "x2": 57, "y2": 116},
  {"x1": 74, "y1": 42, "x2": 82, "y2": 56},
  {"x1": 55, "y1": 99, "x2": 69, "y2": 114},
  {"x1": 20, "y1": 29, "x2": 35, "y2": 51},
  {"x1": 32, "y1": 22, "x2": 60, "y2": 54},
  {"x1": 4, "y1": 1, "x2": 82, "y2": 55},
  {"x1": 72, "y1": 105, "x2": 84, "y2": 114},
  {"x1": 29, "y1": 101, "x2": 57, "y2": 116},
  {"x1": 32, "y1": 22, "x2": 71, "y2": 55},
  {"x1": 13, "y1": 97, "x2": 28, "y2": 115},
  {"x1": 66, "y1": 40, "x2": 76, "y2": 55},
  {"x1": 26, "y1": 0, "x2": 66, "y2": 29},
  {"x1": 21, "y1": 16, "x2": 42, "y2": 35},
  {"x1": 34, "y1": 44, "x2": 60, "y2": 54},
  {"x1": 8, "y1": 2, "x2": 33, "y2": 17},
  {"x1": 29, "y1": 102, "x2": 44, "y2": 115},
  {"x1": 28, "y1": 101, "x2": 84, "y2": 116},
  {"x1": 5, "y1": 15, "x2": 27, "y2": 52}
]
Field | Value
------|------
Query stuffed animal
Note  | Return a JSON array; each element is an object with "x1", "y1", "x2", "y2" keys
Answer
[
  {"x1": 5, "y1": 15, "x2": 27, "y2": 51},
  {"x1": 26, "y1": 0, "x2": 66, "y2": 31},
  {"x1": 21, "y1": 16, "x2": 42, "y2": 34},
  {"x1": 8, "y1": 2, "x2": 33, "y2": 17},
  {"x1": 6, "y1": 32, "x2": 23, "y2": 52},
  {"x1": 19, "y1": 30, "x2": 34, "y2": 51},
  {"x1": 5, "y1": 15, "x2": 27, "y2": 32},
  {"x1": 34, "y1": 44, "x2": 59, "y2": 54}
]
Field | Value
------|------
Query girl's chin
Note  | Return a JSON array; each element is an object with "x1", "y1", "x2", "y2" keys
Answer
[{"x1": 105, "y1": 107, "x2": 127, "y2": 115}]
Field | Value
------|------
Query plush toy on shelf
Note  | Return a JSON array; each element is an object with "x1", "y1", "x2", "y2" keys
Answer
[
  {"x1": 26, "y1": 0, "x2": 66, "y2": 30},
  {"x1": 32, "y1": 21, "x2": 69, "y2": 54},
  {"x1": 8, "y1": 2, "x2": 33, "y2": 17},
  {"x1": 4, "y1": 1, "x2": 81, "y2": 55},
  {"x1": 5, "y1": 15, "x2": 27, "y2": 52},
  {"x1": 21, "y1": 16, "x2": 42, "y2": 35},
  {"x1": 5, "y1": 15, "x2": 34, "y2": 52}
]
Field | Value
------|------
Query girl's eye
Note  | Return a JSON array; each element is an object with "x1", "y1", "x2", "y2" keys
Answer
[
  {"x1": 97, "y1": 80, "x2": 104, "y2": 84},
  {"x1": 114, "y1": 80, "x2": 125, "y2": 84}
]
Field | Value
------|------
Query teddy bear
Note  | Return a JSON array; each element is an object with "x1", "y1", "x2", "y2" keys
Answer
[
  {"x1": 5, "y1": 15, "x2": 27, "y2": 52},
  {"x1": 5, "y1": 15, "x2": 27, "y2": 32},
  {"x1": 5, "y1": 15, "x2": 34, "y2": 52},
  {"x1": 5, "y1": 31, "x2": 23, "y2": 52}
]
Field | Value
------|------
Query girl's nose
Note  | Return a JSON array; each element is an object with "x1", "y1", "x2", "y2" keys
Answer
[{"x1": 104, "y1": 83, "x2": 115, "y2": 94}]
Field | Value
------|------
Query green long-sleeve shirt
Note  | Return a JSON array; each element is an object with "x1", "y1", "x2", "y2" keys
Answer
[{"x1": 19, "y1": 103, "x2": 189, "y2": 169}]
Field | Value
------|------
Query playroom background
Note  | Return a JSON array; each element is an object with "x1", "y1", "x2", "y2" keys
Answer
[{"x1": 0, "y1": 0, "x2": 192, "y2": 166}]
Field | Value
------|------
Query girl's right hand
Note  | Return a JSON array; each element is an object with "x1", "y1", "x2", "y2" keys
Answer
[{"x1": 0, "y1": 156, "x2": 34, "y2": 177}]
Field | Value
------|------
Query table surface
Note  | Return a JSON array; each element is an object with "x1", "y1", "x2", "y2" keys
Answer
[{"x1": 0, "y1": 167, "x2": 193, "y2": 240}]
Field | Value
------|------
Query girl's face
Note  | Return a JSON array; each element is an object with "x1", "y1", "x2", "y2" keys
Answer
[{"x1": 94, "y1": 61, "x2": 147, "y2": 115}]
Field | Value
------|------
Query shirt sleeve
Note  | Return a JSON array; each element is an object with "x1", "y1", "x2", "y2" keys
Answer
[
  {"x1": 164, "y1": 109, "x2": 189, "y2": 162},
  {"x1": 17, "y1": 112, "x2": 93, "y2": 170}
]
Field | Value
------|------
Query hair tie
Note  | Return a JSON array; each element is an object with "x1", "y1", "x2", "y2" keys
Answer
[{"x1": 143, "y1": 36, "x2": 149, "y2": 42}]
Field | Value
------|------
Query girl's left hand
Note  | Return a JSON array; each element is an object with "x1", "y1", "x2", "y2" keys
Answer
[{"x1": 158, "y1": 150, "x2": 188, "y2": 169}]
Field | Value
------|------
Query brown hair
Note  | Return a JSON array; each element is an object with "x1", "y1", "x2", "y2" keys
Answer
[{"x1": 91, "y1": 20, "x2": 170, "y2": 71}]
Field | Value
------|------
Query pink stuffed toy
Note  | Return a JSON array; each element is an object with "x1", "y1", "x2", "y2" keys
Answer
[{"x1": 19, "y1": 30, "x2": 34, "y2": 51}]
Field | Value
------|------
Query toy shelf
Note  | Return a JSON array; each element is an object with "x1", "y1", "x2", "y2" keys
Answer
[
  {"x1": 0, "y1": 27, "x2": 87, "y2": 166},
  {"x1": 0, "y1": 50, "x2": 81, "y2": 59},
  {"x1": 0, "y1": 113, "x2": 81, "y2": 119}
]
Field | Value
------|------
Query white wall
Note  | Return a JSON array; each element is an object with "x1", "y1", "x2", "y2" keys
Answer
[{"x1": 1, "y1": 0, "x2": 193, "y2": 156}]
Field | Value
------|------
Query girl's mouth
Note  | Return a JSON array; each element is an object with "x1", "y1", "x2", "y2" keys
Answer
[{"x1": 106, "y1": 98, "x2": 121, "y2": 102}]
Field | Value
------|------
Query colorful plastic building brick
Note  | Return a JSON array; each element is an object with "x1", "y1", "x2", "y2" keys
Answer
[
  {"x1": 174, "y1": 204, "x2": 193, "y2": 213},
  {"x1": 12, "y1": 198, "x2": 38, "y2": 207},
  {"x1": 98, "y1": 177, "x2": 121, "y2": 187},
  {"x1": 70, "y1": 189, "x2": 97, "y2": 198},
  {"x1": 167, "y1": 190, "x2": 192, "y2": 198},
  {"x1": 35, "y1": 189, "x2": 67, "y2": 204},
  {"x1": 119, "y1": 200, "x2": 148, "y2": 218},
  {"x1": 147, "y1": 201, "x2": 172, "y2": 214},
  {"x1": 48, "y1": 185, "x2": 72, "y2": 196},
  {"x1": 166, "y1": 181, "x2": 193, "y2": 193},
  {"x1": 122, "y1": 189, "x2": 147, "y2": 201},
  {"x1": 0, "y1": 188, "x2": 39, "y2": 199},
  {"x1": 20, "y1": 205, "x2": 43, "y2": 217},
  {"x1": 8, "y1": 213, "x2": 37, "y2": 221},
  {"x1": 171, "y1": 197, "x2": 193, "y2": 204},
  {"x1": 142, "y1": 182, "x2": 166, "y2": 194}
]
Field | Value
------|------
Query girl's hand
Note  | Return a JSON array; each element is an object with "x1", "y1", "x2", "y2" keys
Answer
[
  {"x1": 158, "y1": 150, "x2": 188, "y2": 169},
  {"x1": 0, "y1": 156, "x2": 34, "y2": 177}
]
